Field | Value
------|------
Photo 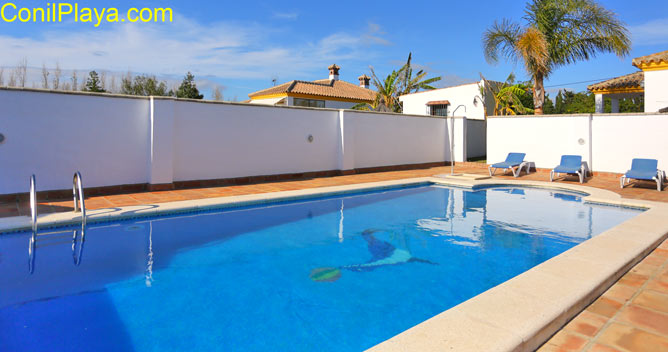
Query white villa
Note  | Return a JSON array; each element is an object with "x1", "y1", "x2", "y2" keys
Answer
[
  {"x1": 588, "y1": 50, "x2": 668, "y2": 113},
  {"x1": 246, "y1": 65, "x2": 375, "y2": 109},
  {"x1": 399, "y1": 80, "x2": 496, "y2": 120}
]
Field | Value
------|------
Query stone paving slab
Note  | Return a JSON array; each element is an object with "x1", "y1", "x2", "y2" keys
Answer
[
  {"x1": 538, "y1": 239, "x2": 668, "y2": 352},
  {"x1": 0, "y1": 165, "x2": 666, "y2": 219}
]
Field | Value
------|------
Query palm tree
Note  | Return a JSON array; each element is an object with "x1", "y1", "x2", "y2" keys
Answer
[
  {"x1": 481, "y1": 73, "x2": 534, "y2": 116},
  {"x1": 353, "y1": 67, "x2": 403, "y2": 112},
  {"x1": 354, "y1": 54, "x2": 441, "y2": 112},
  {"x1": 398, "y1": 53, "x2": 441, "y2": 96},
  {"x1": 482, "y1": 0, "x2": 630, "y2": 114}
]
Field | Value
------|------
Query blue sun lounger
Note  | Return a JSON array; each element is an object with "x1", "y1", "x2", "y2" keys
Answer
[
  {"x1": 550, "y1": 155, "x2": 585, "y2": 184},
  {"x1": 620, "y1": 158, "x2": 664, "y2": 191},
  {"x1": 488, "y1": 153, "x2": 529, "y2": 177}
]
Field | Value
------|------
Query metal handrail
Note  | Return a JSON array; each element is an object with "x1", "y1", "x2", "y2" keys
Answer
[
  {"x1": 72, "y1": 224, "x2": 86, "y2": 266},
  {"x1": 30, "y1": 174, "x2": 37, "y2": 233},
  {"x1": 73, "y1": 171, "x2": 86, "y2": 227},
  {"x1": 29, "y1": 174, "x2": 37, "y2": 274}
]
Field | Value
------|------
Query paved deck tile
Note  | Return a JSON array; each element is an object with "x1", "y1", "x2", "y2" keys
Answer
[{"x1": 541, "y1": 235, "x2": 668, "y2": 352}]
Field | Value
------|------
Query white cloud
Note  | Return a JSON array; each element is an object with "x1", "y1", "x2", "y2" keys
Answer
[
  {"x1": 362, "y1": 22, "x2": 392, "y2": 46},
  {"x1": 0, "y1": 14, "x2": 389, "y2": 82},
  {"x1": 629, "y1": 18, "x2": 668, "y2": 46},
  {"x1": 272, "y1": 12, "x2": 298, "y2": 20}
]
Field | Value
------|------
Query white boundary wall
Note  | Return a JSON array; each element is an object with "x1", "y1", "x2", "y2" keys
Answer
[
  {"x1": 488, "y1": 113, "x2": 668, "y2": 173},
  {"x1": 592, "y1": 114, "x2": 668, "y2": 173},
  {"x1": 343, "y1": 111, "x2": 448, "y2": 169},
  {"x1": 0, "y1": 89, "x2": 455, "y2": 195},
  {"x1": 0, "y1": 89, "x2": 150, "y2": 193},
  {"x1": 171, "y1": 100, "x2": 341, "y2": 181}
]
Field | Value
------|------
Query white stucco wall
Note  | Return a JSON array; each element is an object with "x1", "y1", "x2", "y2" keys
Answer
[
  {"x1": 171, "y1": 102, "x2": 341, "y2": 181},
  {"x1": 487, "y1": 115, "x2": 592, "y2": 170},
  {"x1": 592, "y1": 114, "x2": 668, "y2": 173},
  {"x1": 644, "y1": 70, "x2": 668, "y2": 112},
  {"x1": 399, "y1": 81, "x2": 489, "y2": 120},
  {"x1": 0, "y1": 89, "x2": 150, "y2": 194},
  {"x1": 344, "y1": 111, "x2": 449, "y2": 168},
  {"x1": 488, "y1": 113, "x2": 668, "y2": 174},
  {"x1": 0, "y1": 88, "x2": 453, "y2": 195}
]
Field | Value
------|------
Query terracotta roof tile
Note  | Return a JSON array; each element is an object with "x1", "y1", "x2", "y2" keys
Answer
[
  {"x1": 587, "y1": 71, "x2": 643, "y2": 92},
  {"x1": 632, "y1": 50, "x2": 668, "y2": 68},
  {"x1": 426, "y1": 100, "x2": 451, "y2": 106},
  {"x1": 249, "y1": 79, "x2": 375, "y2": 102}
]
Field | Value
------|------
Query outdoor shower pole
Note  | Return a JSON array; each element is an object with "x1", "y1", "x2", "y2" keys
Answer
[{"x1": 450, "y1": 105, "x2": 466, "y2": 175}]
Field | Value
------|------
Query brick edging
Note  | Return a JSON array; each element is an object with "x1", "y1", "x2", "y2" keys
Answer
[{"x1": 0, "y1": 161, "x2": 451, "y2": 203}]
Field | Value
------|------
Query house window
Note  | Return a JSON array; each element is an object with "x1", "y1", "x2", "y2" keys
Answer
[
  {"x1": 430, "y1": 104, "x2": 449, "y2": 116},
  {"x1": 293, "y1": 98, "x2": 325, "y2": 108}
]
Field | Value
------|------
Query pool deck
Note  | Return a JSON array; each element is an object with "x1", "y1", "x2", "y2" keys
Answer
[{"x1": 2, "y1": 163, "x2": 668, "y2": 352}]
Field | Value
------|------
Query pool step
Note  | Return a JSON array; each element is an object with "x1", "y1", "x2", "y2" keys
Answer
[{"x1": 434, "y1": 173, "x2": 491, "y2": 181}]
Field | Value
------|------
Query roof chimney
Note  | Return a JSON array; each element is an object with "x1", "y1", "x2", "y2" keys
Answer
[
  {"x1": 358, "y1": 74, "x2": 370, "y2": 89},
  {"x1": 328, "y1": 64, "x2": 340, "y2": 81}
]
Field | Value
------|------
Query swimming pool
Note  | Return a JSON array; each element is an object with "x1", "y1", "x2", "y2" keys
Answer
[{"x1": 0, "y1": 184, "x2": 642, "y2": 351}]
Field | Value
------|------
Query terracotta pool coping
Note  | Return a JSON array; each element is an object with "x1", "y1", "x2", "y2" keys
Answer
[{"x1": 1, "y1": 177, "x2": 666, "y2": 352}]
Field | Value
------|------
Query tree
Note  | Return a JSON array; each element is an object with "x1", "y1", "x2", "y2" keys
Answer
[
  {"x1": 0, "y1": 67, "x2": 4, "y2": 86},
  {"x1": 83, "y1": 71, "x2": 106, "y2": 92},
  {"x1": 213, "y1": 86, "x2": 223, "y2": 101},
  {"x1": 397, "y1": 53, "x2": 441, "y2": 96},
  {"x1": 355, "y1": 54, "x2": 440, "y2": 112},
  {"x1": 480, "y1": 73, "x2": 533, "y2": 115},
  {"x1": 542, "y1": 93, "x2": 555, "y2": 114},
  {"x1": 549, "y1": 89, "x2": 642, "y2": 113},
  {"x1": 369, "y1": 67, "x2": 403, "y2": 112},
  {"x1": 483, "y1": 0, "x2": 630, "y2": 114},
  {"x1": 8, "y1": 71, "x2": 16, "y2": 87},
  {"x1": 71, "y1": 71, "x2": 78, "y2": 91},
  {"x1": 121, "y1": 73, "x2": 170, "y2": 96},
  {"x1": 41, "y1": 64, "x2": 50, "y2": 89},
  {"x1": 14, "y1": 58, "x2": 27, "y2": 87},
  {"x1": 175, "y1": 72, "x2": 203, "y2": 99},
  {"x1": 109, "y1": 75, "x2": 117, "y2": 93},
  {"x1": 100, "y1": 71, "x2": 107, "y2": 92},
  {"x1": 52, "y1": 62, "x2": 61, "y2": 90}
]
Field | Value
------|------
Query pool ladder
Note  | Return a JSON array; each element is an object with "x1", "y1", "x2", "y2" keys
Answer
[{"x1": 28, "y1": 172, "x2": 88, "y2": 273}]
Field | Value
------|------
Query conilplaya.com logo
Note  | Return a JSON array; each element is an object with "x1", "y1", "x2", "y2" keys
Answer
[{"x1": 1, "y1": 2, "x2": 173, "y2": 27}]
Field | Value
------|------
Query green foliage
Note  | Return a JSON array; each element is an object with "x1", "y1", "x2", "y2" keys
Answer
[
  {"x1": 121, "y1": 74, "x2": 171, "y2": 96},
  {"x1": 355, "y1": 53, "x2": 441, "y2": 113},
  {"x1": 547, "y1": 90, "x2": 643, "y2": 114},
  {"x1": 541, "y1": 93, "x2": 555, "y2": 114},
  {"x1": 175, "y1": 72, "x2": 204, "y2": 99},
  {"x1": 481, "y1": 73, "x2": 534, "y2": 115},
  {"x1": 397, "y1": 53, "x2": 441, "y2": 96},
  {"x1": 83, "y1": 71, "x2": 105, "y2": 93},
  {"x1": 483, "y1": 0, "x2": 631, "y2": 113}
]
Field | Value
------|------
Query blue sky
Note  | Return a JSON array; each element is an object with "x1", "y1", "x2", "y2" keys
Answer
[{"x1": 1, "y1": 0, "x2": 667, "y2": 100}]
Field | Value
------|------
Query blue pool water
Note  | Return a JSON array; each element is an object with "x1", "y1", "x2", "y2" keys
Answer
[{"x1": 0, "y1": 185, "x2": 642, "y2": 351}]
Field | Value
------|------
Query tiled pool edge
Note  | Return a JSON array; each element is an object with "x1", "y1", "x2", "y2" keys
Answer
[
  {"x1": 1, "y1": 177, "x2": 665, "y2": 352},
  {"x1": 0, "y1": 178, "x2": 434, "y2": 234},
  {"x1": 368, "y1": 178, "x2": 668, "y2": 352}
]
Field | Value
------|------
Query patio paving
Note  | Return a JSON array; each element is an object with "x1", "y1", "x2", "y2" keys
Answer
[
  {"x1": 1, "y1": 163, "x2": 667, "y2": 351},
  {"x1": 537, "y1": 238, "x2": 668, "y2": 352},
  {"x1": 1, "y1": 164, "x2": 666, "y2": 218}
]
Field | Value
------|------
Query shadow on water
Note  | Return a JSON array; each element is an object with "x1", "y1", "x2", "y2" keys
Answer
[{"x1": 0, "y1": 288, "x2": 136, "y2": 352}]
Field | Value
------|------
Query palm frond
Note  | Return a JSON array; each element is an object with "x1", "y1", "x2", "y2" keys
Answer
[
  {"x1": 482, "y1": 19, "x2": 522, "y2": 64},
  {"x1": 517, "y1": 26, "x2": 549, "y2": 74}
]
